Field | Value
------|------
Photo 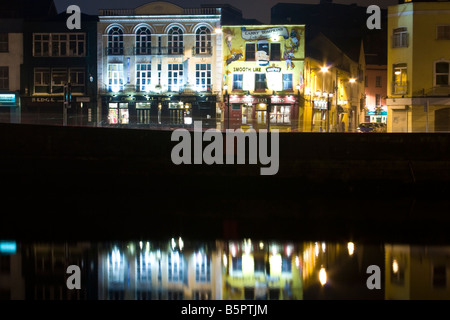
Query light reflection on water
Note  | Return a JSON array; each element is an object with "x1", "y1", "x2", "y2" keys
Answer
[{"x1": 1, "y1": 239, "x2": 449, "y2": 300}]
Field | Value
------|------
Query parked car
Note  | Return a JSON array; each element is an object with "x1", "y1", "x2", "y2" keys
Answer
[{"x1": 356, "y1": 122, "x2": 377, "y2": 133}]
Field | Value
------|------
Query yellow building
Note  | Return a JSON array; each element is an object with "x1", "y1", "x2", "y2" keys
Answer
[
  {"x1": 221, "y1": 25, "x2": 305, "y2": 132},
  {"x1": 386, "y1": 0, "x2": 450, "y2": 132},
  {"x1": 304, "y1": 32, "x2": 366, "y2": 132}
]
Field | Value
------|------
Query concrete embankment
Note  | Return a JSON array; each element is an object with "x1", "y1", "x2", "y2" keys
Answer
[{"x1": 0, "y1": 123, "x2": 449, "y2": 243}]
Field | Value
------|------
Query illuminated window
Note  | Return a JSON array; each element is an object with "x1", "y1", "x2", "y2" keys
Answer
[
  {"x1": 282, "y1": 73, "x2": 293, "y2": 90},
  {"x1": 168, "y1": 252, "x2": 184, "y2": 283},
  {"x1": 270, "y1": 105, "x2": 290, "y2": 124},
  {"x1": 392, "y1": 27, "x2": 408, "y2": 48},
  {"x1": 195, "y1": 253, "x2": 211, "y2": 283},
  {"x1": 195, "y1": 63, "x2": 211, "y2": 91},
  {"x1": 108, "y1": 64, "x2": 124, "y2": 92},
  {"x1": 136, "y1": 63, "x2": 151, "y2": 92},
  {"x1": 107, "y1": 27, "x2": 124, "y2": 55},
  {"x1": 435, "y1": 61, "x2": 449, "y2": 86},
  {"x1": 393, "y1": 63, "x2": 408, "y2": 94},
  {"x1": 255, "y1": 73, "x2": 267, "y2": 90},
  {"x1": 136, "y1": 252, "x2": 151, "y2": 283},
  {"x1": 135, "y1": 27, "x2": 151, "y2": 55},
  {"x1": 437, "y1": 25, "x2": 450, "y2": 40},
  {"x1": 168, "y1": 26, "x2": 183, "y2": 55},
  {"x1": 195, "y1": 26, "x2": 211, "y2": 55},
  {"x1": 282, "y1": 257, "x2": 292, "y2": 273},
  {"x1": 168, "y1": 63, "x2": 183, "y2": 91},
  {"x1": 233, "y1": 73, "x2": 243, "y2": 90}
]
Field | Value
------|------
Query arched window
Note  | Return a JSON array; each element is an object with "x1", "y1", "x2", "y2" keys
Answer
[
  {"x1": 435, "y1": 61, "x2": 450, "y2": 86},
  {"x1": 107, "y1": 27, "x2": 123, "y2": 55},
  {"x1": 168, "y1": 27, "x2": 183, "y2": 55},
  {"x1": 135, "y1": 27, "x2": 151, "y2": 55},
  {"x1": 195, "y1": 26, "x2": 211, "y2": 55}
]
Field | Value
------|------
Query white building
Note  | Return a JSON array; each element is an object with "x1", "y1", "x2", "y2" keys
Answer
[{"x1": 97, "y1": 1, "x2": 222, "y2": 128}]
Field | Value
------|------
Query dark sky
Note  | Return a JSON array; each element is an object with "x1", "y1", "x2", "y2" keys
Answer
[{"x1": 54, "y1": 0, "x2": 397, "y2": 24}]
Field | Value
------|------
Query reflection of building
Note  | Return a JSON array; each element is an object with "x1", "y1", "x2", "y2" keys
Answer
[
  {"x1": 221, "y1": 24, "x2": 305, "y2": 132},
  {"x1": 385, "y1": 244, "x2": 450, "y2": 300},
  {"x1": 386, "y1": 0, "x2": 450, "y2": 132},
  {"x1": 21, "y1": 242, "x2": 96, "y2": 300},
  {"x1": 20, "y1": 10, "x2": 98, "y2": 126},
  {"x1": 97, "y1": 239, "x2": 223, "y2": 300},
  {"x1": 223, "y1": 240, "x2": 303, "y2": 300},
  {"x1": 97, "y1": 1, "x2": 222, "y2": 129},
  {"x1": 0, "y1": 241, "x2": 25, "y2": 300}
]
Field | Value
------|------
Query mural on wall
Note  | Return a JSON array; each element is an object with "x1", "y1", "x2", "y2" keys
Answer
[{"x1": 223, "y1": 25, "x2": 304, "y2": 71}]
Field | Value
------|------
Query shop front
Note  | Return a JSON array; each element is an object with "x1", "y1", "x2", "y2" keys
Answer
[
  {"x1": 0, "y1": 92, "x2": 20, "y2": 124},
  {"x1": 225, "y1": 94, "x2": 298, "y2": 132},
  {"x1": 311, "y1": 98, "x2": 328, "y2": 132},
  {"x1": 102, "y1": 93, "x2": 217, "y2": 128}
]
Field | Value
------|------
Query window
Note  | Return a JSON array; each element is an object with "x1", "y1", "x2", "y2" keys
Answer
[
  {"x1": 393, "y1": 63, "x2": 408, "y2": 94},
  {"x1": 245, "y1": 43, "x2": 255, "y2": 61},
  {"x1": 108, "y1": 64, "x2": 124, "y2": 92},
  {"x1": 195, "y1": 253, "x2": 211, "y2": 283},
  {"x1": 136, "y1": 252, "x2": 151, "y2": 283},
  {"x1": 51, "y1": 68, "x2": 67, "y2": 94},
  {"x1": 34, "y1": 68, "x2": 50, "y2": 93},
  {"x1": 0, "y1": 67, "x2": 8, "y2": 90},
  {"x1": 255, "y1": 73, "x2": 267, "y2": 90},
  {"x1": 232, "y1": 257, "x2": 242, "y2": 272},
  {"x1": 270, "y1": 43, "x2": 281, "y2": 61},
  {"x1": 376, "y1": 76, "x2": 381, "y2": 87},
  {"x1": 375, "y1": 94, "x2": 381, "y2": 106},
  {"x1": 136, "y1": 64, "x2": 151, "y2": 92},
  {"x1": 168, "y1": 27, "x2": 183, "y2": 55},
  {"x1": 195, "y1": 64, "x2": 211, "y2": 91},
  {"x1": 168, "y1": 252, "x2": 184, "y2": 282},
  {"x1": 107, "y1": 27, "x2": 124, "y2": 55},
  {"x1": 136, "y1": 27, "x2": 151, "y2": 55},
  {"x1": 365, "y1": 76, "x2": 368, "y2": 87},
  {"x1": 193, "y1": 291, "x2": 211, "y2": 300},
  {"x1": 392, "y1": 27, "x2": 408, "y2": 48},
  {"x1": 270, "y1": 105, "x2": 290, "y2": 124},
  {"x1": 34, "y1": 34, "x2": 50, "y2": 56},
  {"x1": 33, "y1": 33, "x2": 85, "y2": 57},
  {"x1": 0, "y1": 33, "x2": 8, "y2": 52},
  {"x1": 435, "y1": 61, "x2": 449, "y2": 86},
  {"x1": 195, "y1": 26, "x2": 211, "y2": 55},
  {"x1": 282, "y1": 73, "x2": 293, "y2": 90},
  {"x1": 69, "y1": 68, "x2": 85, "y2": 93},
  {"x1": 168, "y1": 64, "x2": 183, "y2": 91},
  {"x1": 233, "y1": 74, "x2": 243, "y2": 90},
  {"x1": 282, "y1": 257, "x2": 292, "y2": 273},
  {"x1": 108, "y1": 249, "x2": 125, "y2": 285},
  {"x1": 437, "y1": 25, "x2": 450, "y2": 40}
]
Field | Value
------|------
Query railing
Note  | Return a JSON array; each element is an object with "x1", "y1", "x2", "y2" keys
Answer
[
  {"x1": 132, "y1": 47, "x2": 184, "y2": 55},
  {"x1": 105, "y1": 47, "x2": 124, "y2": 55},
  {"x1": 416, "y1": 85, "x2": 450, "y2": 97},
  {"x1": 99, "y1": 7, "x2": 220, "y2": 16},
  {"x1": 192, "y1": 46, "x2": 213, "y2": 56},
  {"x1": 393, "y1": 81, "x2": 408, "y2": 95}
]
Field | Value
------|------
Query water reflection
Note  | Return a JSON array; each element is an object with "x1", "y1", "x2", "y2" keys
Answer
[{"x1": 1, "y1": 239, "x2": 449, "y2": 300}]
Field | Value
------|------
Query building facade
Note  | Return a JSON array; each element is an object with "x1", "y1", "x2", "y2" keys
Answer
[
  {"x1": 365, "y1": 60, "x2": 388, "y2": 124},
  {"x1": 97, "y1": 1, "x2": 222, "y2": 129},
  {"x1": 20, "y1": 12, "x2": 98, "y2": 126},
  {"x1": 386, "y1": 0, "x2": 450, "y2": 132},
  {"x1": 222, "y1": 24, "x2": 305, "y2": 132}
]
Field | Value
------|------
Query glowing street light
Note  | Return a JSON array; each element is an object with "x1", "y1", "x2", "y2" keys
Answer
[{"x1": 319, "y1": 266, "x2": 327, "y2": 285}]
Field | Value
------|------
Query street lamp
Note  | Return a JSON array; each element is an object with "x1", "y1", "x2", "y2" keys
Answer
[{"x1": 224, "y1": 84, "x2": 229, "y2": 130}]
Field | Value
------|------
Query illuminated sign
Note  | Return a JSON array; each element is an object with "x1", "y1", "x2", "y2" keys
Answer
[
  {"x1": 0, "y1": 93, "x2": 16, "y2": 107},
  {"x1": 0, "y1": 241, "x2": 17, "y2": 254},
  {"x1": 266, "y1": 67, "x2": 281, "y2": 73},
  {"x1": 241, "y1": 26, "x2": 289, "y2": 41}
]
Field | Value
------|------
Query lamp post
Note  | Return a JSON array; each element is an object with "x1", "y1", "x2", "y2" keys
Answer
[
  {"x1": 224, "y1": 84, "x2": 229, "y2": 130},
  {"x1": 349, "y1": 77, "x2": 356, "y2": 132},
  {"x1": 296, "y1": 84, "x2": 301, "y2": 131}
]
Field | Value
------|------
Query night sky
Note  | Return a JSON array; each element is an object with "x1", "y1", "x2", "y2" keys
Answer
[{"x1": 54, "y1": 0, "x2": 398, "y2": 24}]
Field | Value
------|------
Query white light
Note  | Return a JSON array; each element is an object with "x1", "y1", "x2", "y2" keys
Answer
[
  {"x1": 112, "y1": 85, "x2": 120, "y2": 93},
  {"x1": 322, "y1": 242, "x2": 326, "y2": 252},
  {"x1": 223, "y1": 253, "x2": 227, "y2": 267},
  {"x1": 349, "y1": 78, "x2": 356, "y2": 83},
  {"x1": 319, "y1": 267, "x2": 327, "y2": 285},
  {"x1": 314, "y1": 242, "x2": 319, "y2": 257},
  {"x1": 347, "y1": 242, "x2": 355, "y2": 256},
  {"x1": 271, "y1": 244, "x2": 278, "y2": 256},
  {"x1": 184, "y1": 117, "x2": 192, "y2": 125},
  {"x1": 139, "y1": 241, "x2": 143, "y2": 249},
  {"x1": 215, "y1": 28, "x2": 222, "y2": 34},
  {"x1": 231, "y1": 245, "x2": 236, "y2": 257},
  {"x1": 321, "y1": 66, "x2": 329, "y2": 72},
  {"x1": 171, "y1": 238, "x2": 176, "y2": 250},
  {"x1": 178, "y1": 237, "x2": 184, "y2": 251},
  {"x1": 392, "y1": 259, "x2": 399, "y2": 273},
  {"x1": 286, "y1": 245, "x2": 292, "y2": 257},
  {"x1": 295, "y1": 256, "x2": 300, "y2": 267},
  {"x1": 259, "y1": 242, "x2": 264, "y2": 250}
]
